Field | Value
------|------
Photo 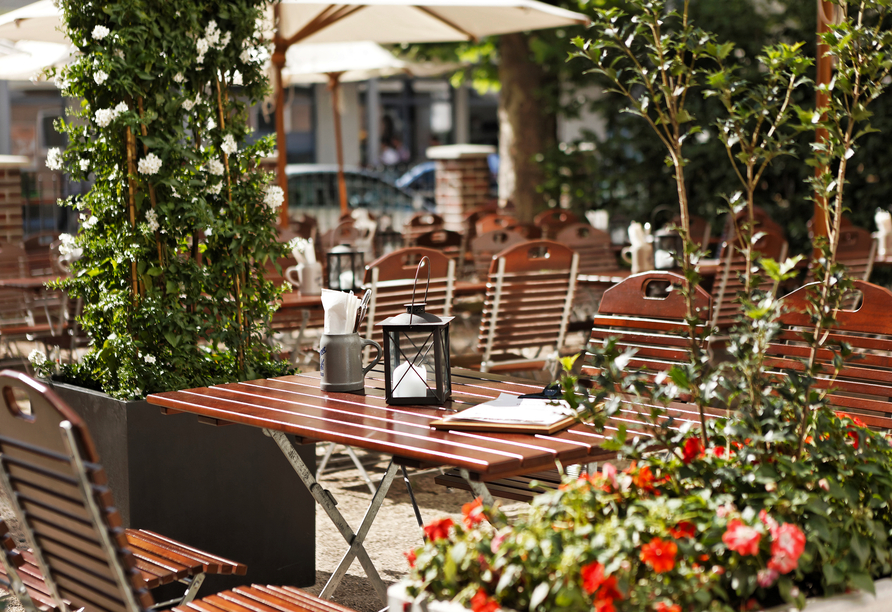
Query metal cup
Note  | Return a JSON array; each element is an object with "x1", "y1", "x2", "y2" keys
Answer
[{"x1": 319, "y1": 333, "x2": 382, "y2": 393}]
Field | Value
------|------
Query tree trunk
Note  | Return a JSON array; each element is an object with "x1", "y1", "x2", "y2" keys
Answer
[{"x1": 497, "y1": 33, "x2": 557, "y2": 223}]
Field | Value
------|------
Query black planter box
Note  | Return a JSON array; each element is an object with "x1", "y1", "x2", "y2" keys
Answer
[{"x1": 50, "y1": 382, "x2": 316, "y2": 593}]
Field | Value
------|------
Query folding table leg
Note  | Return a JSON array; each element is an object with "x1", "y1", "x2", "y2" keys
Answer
[
  {"x1": 459, "y1": 468, "x2": 494, "y2": 507},
  {"x1": 264, "y1": 429, "x2": 394, "y2": 604}
]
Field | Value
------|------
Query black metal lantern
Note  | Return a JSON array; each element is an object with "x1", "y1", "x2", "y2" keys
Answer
[
  {"x1": 653, "y1": 228, "x2": 684, "y2": 270},
  {"x1": 378, "y1": 258, "x2": 453, "y2": 405},
  {"x1": 327, "y1": 243, "x2": 365, "y2": 292}
]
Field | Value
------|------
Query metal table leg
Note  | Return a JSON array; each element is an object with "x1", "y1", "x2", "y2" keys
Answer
[
  {"x1": 459, "y1": 468, "x2": 494, "y2": 507},
  {"x1": 265, "y1": 429, "x2": 395, "y2": 604}
]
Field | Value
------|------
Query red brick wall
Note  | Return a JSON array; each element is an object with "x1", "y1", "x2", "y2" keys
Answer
[
  {"x1": 435, "y1": 157, "x2": 495, "y2": 232},
  {"x1": 0, "y1": 168, "x2": 23, "y2": 243}
]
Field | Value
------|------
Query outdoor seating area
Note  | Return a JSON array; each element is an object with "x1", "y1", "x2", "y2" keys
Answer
[{"x1": 0, "y1": 1, "x2": 890, "y2": 612}]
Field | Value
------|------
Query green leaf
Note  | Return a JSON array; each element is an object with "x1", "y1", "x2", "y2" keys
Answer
[
  {"x1": 163, "y1": 332, "x2": 181, "y2": 348},
  {"x1": 848, "y1": 571, "x2": 876, "y2": 596}
]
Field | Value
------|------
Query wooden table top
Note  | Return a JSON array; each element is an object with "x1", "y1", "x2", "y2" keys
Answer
[{"x1": 147, "y1": 368, "x2": 620, "y2": 481}]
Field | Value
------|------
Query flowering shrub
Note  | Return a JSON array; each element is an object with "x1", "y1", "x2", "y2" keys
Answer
[{"x1": 41, "y1": 0, "x2": 290, "y2": 398}]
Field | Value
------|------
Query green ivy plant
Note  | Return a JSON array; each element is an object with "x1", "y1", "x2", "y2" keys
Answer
[{"x1": 38, "y1": 0, "x2": 291, "y2": 399}]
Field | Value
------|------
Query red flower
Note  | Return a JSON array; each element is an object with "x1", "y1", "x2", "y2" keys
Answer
[
  {"x1": 462, "y1": 498, "x2": 486, "y2": 528},
  {"x1": 598, "y1": 576, "x2": 622, "y2": 601},
  {"x1": 668, "y1": 521, "x2": 697, "y2": 539},
  {"x1": 759, "y1": 510, "x2": 779, "y2": 537},
  {"x1": 723, "y1": 519, "x2": 762, "y2": 556},
  {"x1": 404, "y1": 550, "x2": 416, "y2": 568},
  {"x1": 470, "y1": 588, "x2": 499, "y2": 612},
  {"x1": 768, "y1": 523, "x2": 806, "y2": 574},
  {"x1": 632, "y1": 466, "x2": 659, "y2": 495},
  {"x1": 423, "y1": 518, "x2": 454, "y2": 541},
  {"x1": 656, "y1": 603, "x2": 681, "y2": 612},
  {"x1": 594, "y1": 599, "x2": 615, "y2": 612},
  {"x1": 581, "y1": 562, "x2": 605, "y2": 594},
  {"x1": 640, "y1": 538, "x2": 677, "y2": 573},
  {"x1": 682, "y1": 437, "x2": 703, "y2": 463},
  {"x1": 712, "y1": 446, "x2": 726, "y2": 458}
]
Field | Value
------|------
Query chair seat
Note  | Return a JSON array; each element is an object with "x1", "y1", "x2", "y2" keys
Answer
[{"x1": 0, "y1": 528, "x2": 246, "y2": 608}]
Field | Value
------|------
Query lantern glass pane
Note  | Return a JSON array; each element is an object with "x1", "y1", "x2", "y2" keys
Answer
[{"x1": 389, "y1": 328, "x2": 438, "y2": 399}]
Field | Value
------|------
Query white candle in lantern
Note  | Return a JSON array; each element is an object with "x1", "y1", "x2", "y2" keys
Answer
[
  {"x1": 339, "y1": 270, "x2": 354, "y2": 289},
  {"x1": 392, "y1": 361, "x2": 428, "y2": 398}
]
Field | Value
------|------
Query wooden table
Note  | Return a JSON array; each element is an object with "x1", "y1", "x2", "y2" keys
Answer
[{"x1": 147, "y1": 367, "x2": 615, "y2": 603}]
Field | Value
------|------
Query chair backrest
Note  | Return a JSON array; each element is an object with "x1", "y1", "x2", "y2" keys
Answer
[
  {"x1": 717, "y1": 206, "x2": 785, "y2": 261},
  {"x1": 710, "y1": 226, "x2": 789, "y2": 331},
  {"x1": 0, "y1": 244, "x2": 27, "y2": 280},
  {"x1": 808, "y1": 224, "x2": 876, "y2": 282},
  {"x1": 477, "y1": 240, "x2": 579, "y2": 373},
  {"x1": 533, "y1": 209, "x2": 578, "y2": 239},
  {"x1": 362, "y1": 247, "x2": 455, "y2": 349},
  {"x1": 555, "y1": 223, "x2": 621, "y2": 275},
  {"x1": 765, "y1": 280, "x2": 892, "y2": 429},
  {"x1": 0, "y1": 370, "x2": 152, "y2": 612},
  {"x1": 583, "y1": 271, "x2": 711, "y2": 381},
  {"x1": 414, "y1": 229, "x2": 463, "y2": 260},
  {"x1": 475, "y1": 213, "x2": 519, "y2": 236},
  {"x1": 470, "y1": 229, "x2": 526, "y2": 279},
  {"x1": 403, "y1": 213, "x2": 444, "y2": 245}
]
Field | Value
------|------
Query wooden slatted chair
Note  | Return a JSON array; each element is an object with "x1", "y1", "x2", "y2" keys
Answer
[
  {"x1": 556, "y1": 223, "x2": 625, "y2": 280},
  {"x1": 469, "y1": 229, "x2": 526, "y2": 281},
  {"x1": 413, "y1": 229, "x2": 463, "y2": 261},
  {"x1": 0, "y1": 245, "x2": 53, "y2": 362},
  {"x1": 0, "y1": 370, "x2": 247, "y2": 612},
  {"x1": 475, "y1": 213, "x2": 519, "y2": 236},
  {"x1": 804, "y1": 224, "x2": 876, "y2": 310},
  {"x1": 710, "y1": 225, "x2": 789, "y2": 333},
  {"x1": 362, "y1": 247, "x2": 455, "y2": 351},
  {"x1": 402, "y1": 212, "x2": 444, "y2": 246},
  {"x1": 437, "y1": 271, "x2": 717, "y2": 501},
  {"x1": 533, "y1": 209, "x2": 578, "y2": 240},
  {"x1": 765, "y1": 280, "x2": 892, "y2": 430},
  {"x1": 468, "y1": 240, "x2": 578, "y2": 374}
]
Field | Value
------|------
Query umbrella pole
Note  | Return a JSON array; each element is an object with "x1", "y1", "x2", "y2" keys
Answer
[{"x1": 328, "y1": 72, "x2": 349, "y2": 216}]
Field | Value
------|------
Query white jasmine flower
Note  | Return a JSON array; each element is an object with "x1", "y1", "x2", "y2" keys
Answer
[
  {"x1": 55, "y1": 74, "x2": 68, "y2": 90},
  {"x1": 138, "y1": 153, "x2": 162, "y2": 175},
  {"x1": 263, "y1": 185, "x2": 284, "y2": 211},
  {"x1": 79, "y1": 158, "x2": 89, "y2": 172},
  {"x1": 46, "y1": 147, "x2": 63, "y2": 171},
  {"x1": 92, "y1": 25, "x2": 110, "y2": 40},
  {"x1": 182, "y1": 98, "x2": 195, "y2": 111},
  {"x1": 145, "y1": 208, "x2": 159, "y2": 232},
  {"x1": 173, "y1": 73, "x2": 184, "y2": 83},
  {"x1": 28, "y1": 349, "x2": 47, "y2": 366},
  {"x1": 196, "y1": 38, "x2": 209, "y2": 64},
  {"x1": 231, "y1": 70, "x2": 243, "y2": 86},
  {"x1": 207, "y1": 182, "x2": 223, "y2": 195},
  {"x1": 207, "y1": 117, "x2": 216, "y2": 130},
  {"x1": 94, "y1": 107, "x2": 115, "y2": 127},
  {"x1": 218, "y1": 32, "x2": 231, "y2": 50},
  {"x1": 113, "y1": 101, "x2": 128, "y2": 115},
  {"x1": 240, "y1": 41, "x2": 254, "y2": 64},
  {"x1": 205, "y1": 20, "x2": 220, "y2": 46},
  {"x1": 207, "y1": 159, "x2": 224, "y2": 175},
  {"x1": 81, "y1": 215, "x2": 98, "y2": 229},
  {"x1": 114, "y1": 49, "x2": 124, "y2": 59},
  {"x1": 171, "y1": 188, "x2": 179, "y2": 198},
  {"x1": 143, "y1": 354, "x2": 157, "y2": 365},
  {"x1": 58, "y1": 233, "x2": 75, "y2": 256},
  {"x1": 221, "y1": 134, "x2": 237, "y2": 155},
  {"x1": 29, "y1": 72, "x2": 40, "y2": 84},
  {"x1": 94, "y1": 69, "x2": 108, "y2": 85}
]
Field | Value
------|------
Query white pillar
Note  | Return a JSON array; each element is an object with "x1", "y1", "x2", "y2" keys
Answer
[{"x1": 0, "y1": 82, "x2": 10, "y2": 155}]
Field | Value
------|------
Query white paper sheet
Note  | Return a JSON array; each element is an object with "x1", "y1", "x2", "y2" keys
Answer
[{"x1": 443, "y1": 393, "x2": 574, "y2": 426}]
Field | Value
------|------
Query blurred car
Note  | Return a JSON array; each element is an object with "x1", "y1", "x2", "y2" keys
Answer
[{"x1": 286, "y1": 164, "x2": 416, "y2": 211}]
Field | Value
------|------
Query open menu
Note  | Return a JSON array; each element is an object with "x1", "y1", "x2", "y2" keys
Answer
[{"x1": 431, "y1": 393, "x2": 577, "y2": 434}]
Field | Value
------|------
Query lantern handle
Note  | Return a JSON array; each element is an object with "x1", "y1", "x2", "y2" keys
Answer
[
  {"x1": 409, "y1": 256, "x2": 431, "y2": 325},
  {"x1": 330, "y1": 217, "x2": 355, "y2": 249}
]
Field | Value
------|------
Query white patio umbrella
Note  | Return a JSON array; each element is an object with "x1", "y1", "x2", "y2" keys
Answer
[
  {"x1": 280, "y1": 40, "x2": 462, "y2": 214},
  {"x1": 0, "y1": 39, "x2": 75, "y2": 82},
  {"x1": 0, "y1": 0, "x2": 66, "y2": 45},
  {"x1": 271, "y1": 0, "x2": 590, "y2": 224}
]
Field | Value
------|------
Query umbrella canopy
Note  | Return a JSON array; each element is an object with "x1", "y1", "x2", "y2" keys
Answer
[
  {"x1": 0, "y1": 39, "x2": 74, "y2": 82},
  {"x1": 276, "y1": 0, "x2": 590, "y2": 46},
  {"x1": 281, "y1": 41, "x2": 409, "y2": 84},
  {"x1": 0, "y1": 0, "x2": 66, "y2": 44}
]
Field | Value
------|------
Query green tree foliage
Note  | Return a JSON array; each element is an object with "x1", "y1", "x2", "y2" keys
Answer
[{"x1": 43, "y1": 0, "x2": 291, "y2": 399}]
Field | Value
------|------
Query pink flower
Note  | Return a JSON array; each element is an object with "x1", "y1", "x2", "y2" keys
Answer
[
  {"x1": 491, "y1": 532, "x2": 507, "y2": 553},
  {"x1": 716, "y1": 503, "x2": 736, "y2": 518},
  {"x1": 602, "y1": 463, "x2": 617, "y2": 487},
  {"x1": 759, "y1": 510, "x2": 779, "y2": 537},
  {"x1": 818, "y1": 478, "x2": 830, "y2": 491},
  {"x1": 768, "y1": 523, "x2": 806, "y2": 574},
  {"x1": 722, "y1": 519, "x2": 762, "y2": 556},
  {"x1": 757, "y1": 568, "x2": 779, "y2": 588}
]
